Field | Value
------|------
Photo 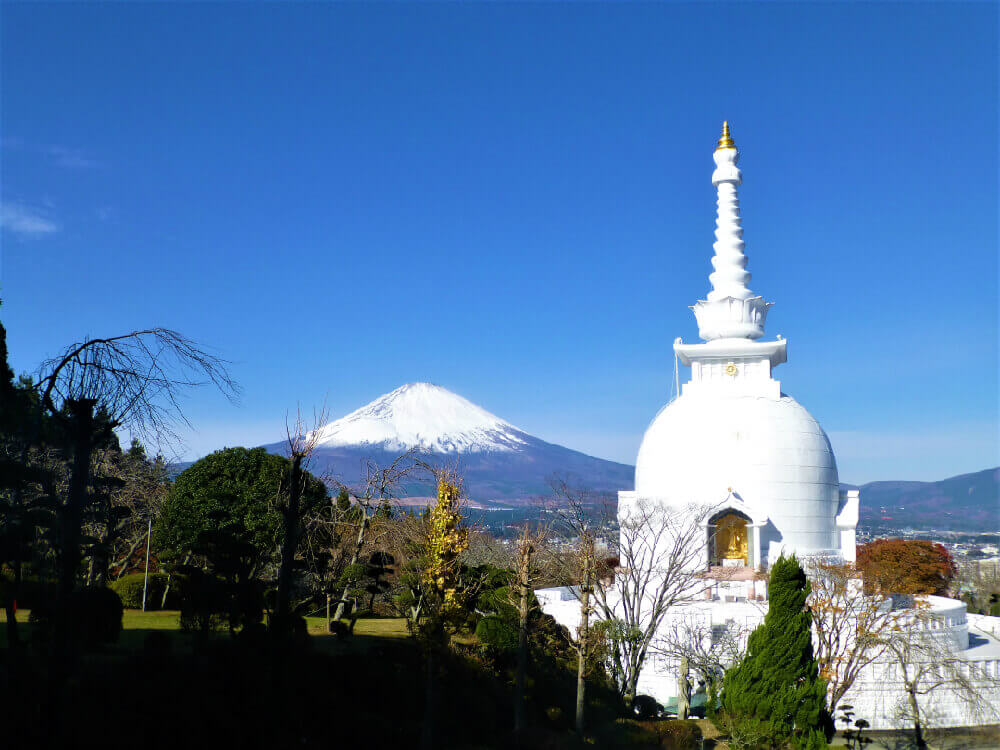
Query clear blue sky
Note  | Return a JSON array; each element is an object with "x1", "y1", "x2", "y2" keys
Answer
[{"x1": 1, "y1": 2, "x2": 997, "y2": 483}]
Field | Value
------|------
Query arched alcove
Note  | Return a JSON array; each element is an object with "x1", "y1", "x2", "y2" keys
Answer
[{"x1": 708, "y1": 508, "x2": 752, "y2": 567}]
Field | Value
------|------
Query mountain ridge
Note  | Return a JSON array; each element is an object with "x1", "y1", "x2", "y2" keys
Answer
[
  {"x1": 176, "y1": 383, "x2": 998, "y2": 528},
  {"x1": 261, "y1": 382, "x2": 633, "y2": 505}
]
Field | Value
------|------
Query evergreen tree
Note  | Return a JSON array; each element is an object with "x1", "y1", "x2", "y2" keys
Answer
[{"x1": 719, "y1": 555, "x2": 832, "y2": 750}]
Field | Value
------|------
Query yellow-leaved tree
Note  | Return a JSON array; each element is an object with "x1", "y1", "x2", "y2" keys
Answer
[
  {"x1": 420, "y1": 471, "x2": 470, "y2": 750},
  {"x1": 423, "y1": 474, "x2": 469, "y2": 620}
]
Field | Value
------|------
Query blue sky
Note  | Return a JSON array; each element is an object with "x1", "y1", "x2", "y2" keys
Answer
[{"x1": 1, "y1": 2, "x2": 997, "y2": 483}]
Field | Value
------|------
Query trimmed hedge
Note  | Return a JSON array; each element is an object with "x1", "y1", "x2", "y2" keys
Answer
[{"x1": 110, "y1": 572, "x2": 176, "y2": 610}]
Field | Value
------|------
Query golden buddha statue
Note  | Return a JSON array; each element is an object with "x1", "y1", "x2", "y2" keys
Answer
[{"x1": 716, "y1": 513, "x2": 748, "y2": 563}]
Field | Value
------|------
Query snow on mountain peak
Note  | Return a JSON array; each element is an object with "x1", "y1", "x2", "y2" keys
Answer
[{"x1": 311, "y1": 382, "x2": 528, "y2": 454}]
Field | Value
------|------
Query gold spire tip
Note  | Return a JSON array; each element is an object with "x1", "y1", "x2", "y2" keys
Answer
[{"x1": 715, "y1": 120, "x2": 736, "y2": 151}]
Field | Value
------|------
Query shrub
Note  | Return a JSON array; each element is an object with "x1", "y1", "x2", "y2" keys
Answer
[
  {"x1": 2, "y1": 575, "x2": 57, "y2": 610},
  {"x1": 27, "y1": 587, "x2": 124, "y2": 647},
  {"x1": 653, "y1": 719, "x2": 703, "y2": 750},
  {"x1": 178, "y1": 570, "x2": 229, "y2": 634},
  {"x1": 632, "y1": 694, "x2": 662, "y2": 720},
  {"x1": 592, "y1": 718, "x2": 658, "y2": 747},
  {"x1": 27, "y1": 599, "x2": 56, "y2": 644},
  {"x1": 269, "y1": 613, "x2": 310, "y2": 646},
  {"x1": 110, "y1": 572, "x2": 174, "y2": 609},
  {"x1": 142, "y1": 630, "x2": 172, "y2": 663},
  {"x1": 475, "y1": 615, "x2": 518, "y2": 653},
  {"x1": 328, "y1": 620, "x2": 351, "y2": 638},
  {"x1": 75, "y1": 587, "x2": 124, "y2": 645}
]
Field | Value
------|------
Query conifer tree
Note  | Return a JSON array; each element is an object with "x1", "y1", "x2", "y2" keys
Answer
[{"x1": 719, "y1": 555, "x2": 832, "y2": 750}]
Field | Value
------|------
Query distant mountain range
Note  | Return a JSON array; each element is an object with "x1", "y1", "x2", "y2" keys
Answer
[
  {"x1": 181, "y1": 382, "x2": 997, "y2": 529},
  {"x1": 848, "y1": 467, "x2": 999, "y2": 532},
  {"x1": 259, "y1": 383, "x2": 633, "y2": 507}
]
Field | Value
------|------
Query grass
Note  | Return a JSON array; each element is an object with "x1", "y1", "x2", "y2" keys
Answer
[
  {"x1": 303, "y1": 614, "x2": 410, "y2": 638},
  {"x1": 1, "y1": 607, "x2": 414, "y2": 653}
]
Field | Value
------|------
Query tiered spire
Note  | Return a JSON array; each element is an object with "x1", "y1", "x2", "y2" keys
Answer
[{"x1": 691, "y1": 122, "x2": 772, "y2": 341}]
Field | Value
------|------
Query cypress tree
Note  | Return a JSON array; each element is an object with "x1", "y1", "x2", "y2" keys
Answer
[{"x1": 719, "y1": 555, "x2": 831, "y2": 750}]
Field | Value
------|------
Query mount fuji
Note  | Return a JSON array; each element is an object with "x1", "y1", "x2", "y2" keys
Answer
[{"x1": 260, "y1": 383, "x2": 634, "y2": 506}]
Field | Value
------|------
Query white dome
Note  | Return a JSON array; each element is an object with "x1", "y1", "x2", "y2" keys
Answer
[{"x1": 634, "y1": 392, "x2": 841, "y2": 559}]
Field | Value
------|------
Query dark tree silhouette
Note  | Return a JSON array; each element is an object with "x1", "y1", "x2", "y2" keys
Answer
[{"x1": 34, "y1": 328, "x2": 237, "y2": 657}]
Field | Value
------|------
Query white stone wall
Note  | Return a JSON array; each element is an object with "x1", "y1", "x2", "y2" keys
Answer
[
  {"x1": 537, "y1": 586, "x2": 1000, "y2": 729},
  {"x1": 841, "y1": 656, "x2": 1000, "y2": 729}
]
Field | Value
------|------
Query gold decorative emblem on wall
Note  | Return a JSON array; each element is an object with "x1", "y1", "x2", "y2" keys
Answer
[{"x1": 725, "y1": 362, "x2": 738, "y2": 376}]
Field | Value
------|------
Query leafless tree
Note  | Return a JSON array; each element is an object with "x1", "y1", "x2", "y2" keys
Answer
[
  {"x1": 35, "y1": 328, "x2": 237, "y2": 650},
  {"x1": 551, "y1": 479, "x2": 712, "y2": 706},
  {"x1": 546, "y1": 481, "x2": 605, "y2": 733},
  {"x1": 653, "y1": 612, "x2": 751, "y2": 693},
  {"x1": 382, "y1": 508, "x2": 431, "y2": 626},
  {"x1": 505, "y1": 522, "x2": 551, "y2": 733},
  {"x1": 83, "y1": 442, "x2": 170, "y2": 586},
  {"x1": 330, "y1": 450, "x2": 420, "y2": 621},
  {"x1": 807, "y1": 560, "x2": 902, "y2": 714},
  {"x1": 881, "y1": 603, "x2": 1000, "y2": 748},
  {"x1": 274, "y1": 404, "x2": 329, "y2": 624},
  {"x1": 573, "y1": 528, "x2": 597, "y2": 732},
  {"x1": 599, "y1": 498, "x2": 712, "y2": 705}
]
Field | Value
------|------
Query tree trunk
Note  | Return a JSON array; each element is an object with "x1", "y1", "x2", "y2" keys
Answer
[
  {"x1": 160, "y1": 551, "x2": 191, "y2": 609},
  {"x1": 4, "y1": 559, "x2": 21, "y2": 649},
  {"x1": 575, "y1": 571, "x2": 591, "y2": 733},
  {"x1": 677, "y1": 656, "x2": 690, "y2": 720},
  {"x1": 275, "y1": 453, "x2": 303, "y2": 622},
  {"x1": 907, "y1": 684, "x2": 926, "y2": 749},
  {"x1": 421, "y1": 645, "x2": 435, "y2": 750},
  {"x1": 333, "y1": 511, "x2": 369, "y2": 621},
  {"x1": 57, "y1": 400, "x2": 96, "y2": 657},
  {"x1": 515, "y1": 562, "x2": 530, "y2": 732},
  {"x1": 625, "y1": 669, "x2": 641, "y2": 710}
]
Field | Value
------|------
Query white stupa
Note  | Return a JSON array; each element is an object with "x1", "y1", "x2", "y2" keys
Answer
[
  {"x1": 537, "y1": 124, "x2": 1000, "y2": 730},
  {"x1": 620, "y1": 121, "x2": 859, "y2": 569}
]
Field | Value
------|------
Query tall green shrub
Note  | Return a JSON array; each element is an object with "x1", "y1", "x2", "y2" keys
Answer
[{"x1": 719, "y1": 555, "x2": 831, "y2": 750}]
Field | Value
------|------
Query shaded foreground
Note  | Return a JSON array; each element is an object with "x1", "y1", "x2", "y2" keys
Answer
[{"x1": 0, "y1": 611, "x2": 666, "y2": 749}]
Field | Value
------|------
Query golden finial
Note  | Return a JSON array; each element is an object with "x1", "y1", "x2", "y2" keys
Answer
[{"x1": 715, "y1": 120, "x2": 736, "y2": 151}]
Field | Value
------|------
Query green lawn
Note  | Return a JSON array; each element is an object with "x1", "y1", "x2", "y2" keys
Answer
[
  {"x1": 1, "y1": 608, "x2": 413, "y2": 652},
  {"x1": 304, "y1": 615, "x2": 410, "y2": 638}
]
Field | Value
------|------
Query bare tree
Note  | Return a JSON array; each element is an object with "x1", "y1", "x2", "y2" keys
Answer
[
  {"x1": 808, "y1": 561, "x2": 901, "y2": 714},
  {"x1": 653, "y1": 612, "x2": 751, "y2": 694},
  {"x1": 598, "y1": 499, "x2": 712, "y2": 705},
  {"x1": 574, "y1": 528, "x2": 597, "y2": 732},
  {"x1": 547, "y1": 483, "x2": 603, "y2": 733},
  {"x1": 83, "y1": 442, "x2": 170, "y2": 586},
  {"x1": 551, "y1": 479, "x2": 713, "y2": 707},
  {"x1": 35, "y1": 328, "x2": 237, "y2": 651},
  {"x1": 274, "y1": 404, "x2": 329, "y2": 625},
  {"x1": 331, "y1": 450, "x2": 419, "y2": 621},
  {"x1": 508, "y1": 522, "x2": 550, "y2": 733},
  {"x1": 881, "y1": 602, "x2": 1000, "y2": 748}
]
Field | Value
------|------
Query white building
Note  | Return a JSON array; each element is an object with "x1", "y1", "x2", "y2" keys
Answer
[{"x1": 538, "y1": 123, "x2": 1000, "y2": 730}]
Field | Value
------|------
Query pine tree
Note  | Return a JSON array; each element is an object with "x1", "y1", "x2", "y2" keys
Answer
[{"x1": 719, "y1": 555, "x2": 832, "y2": 750}]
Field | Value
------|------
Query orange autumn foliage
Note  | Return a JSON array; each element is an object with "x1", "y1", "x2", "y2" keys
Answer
[{"x1": 856, "y1": 538, "x2": 957, "y2": 596}]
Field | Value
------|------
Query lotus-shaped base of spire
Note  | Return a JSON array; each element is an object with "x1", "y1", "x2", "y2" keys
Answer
[{"x1": 692, "y1": 295, "x2": 772, "y2": 341}]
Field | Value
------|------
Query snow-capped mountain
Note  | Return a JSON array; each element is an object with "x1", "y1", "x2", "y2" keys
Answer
[
  {"x1": 310, "y1": 383, "x2": 528, "y2": 454},
  {"x1": 261, "y1": 382, "x2": 634, "y2": 505}
]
